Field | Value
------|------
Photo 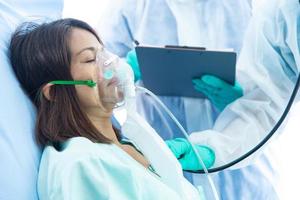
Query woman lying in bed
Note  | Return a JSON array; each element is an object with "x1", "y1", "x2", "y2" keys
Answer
[{"x1": 9, "y1": 18, "x2": 215, "y2": 199}]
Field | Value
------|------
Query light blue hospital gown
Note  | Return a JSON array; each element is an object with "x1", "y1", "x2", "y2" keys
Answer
[
  {"x1": 98, "y1": 0, "x2": 282, "y2": 199},
  {"x1": 37, "y1": 137, "x2": 200, "y2": 199}
]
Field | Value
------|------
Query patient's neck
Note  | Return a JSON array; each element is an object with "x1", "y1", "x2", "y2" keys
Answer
[
  {"x1": 87, "y1": 113, "x2": 119, "y2": 144},
  {"x1": 87, "y1": 109, "x2": 150, "y2": 169}
]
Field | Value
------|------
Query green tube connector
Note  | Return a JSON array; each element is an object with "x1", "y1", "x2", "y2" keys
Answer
[{"x1": 49, "y1": 80, "x2": 96, "y2": 87}]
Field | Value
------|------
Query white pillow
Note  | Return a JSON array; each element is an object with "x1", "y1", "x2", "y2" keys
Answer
[{"x1": 0, "y1": 1, "x2": 62, "y2": 199}]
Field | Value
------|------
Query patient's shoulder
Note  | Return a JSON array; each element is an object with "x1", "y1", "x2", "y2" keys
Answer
[
  {"x1": 39, "y1": 136, "x2": 133, "y2": 174},
  {"x1": 40, "y1": 137, "x2": 113, "y2": 166},
  {"x1": 38, "y1": 137, "x2": 112, "y2": 199}
]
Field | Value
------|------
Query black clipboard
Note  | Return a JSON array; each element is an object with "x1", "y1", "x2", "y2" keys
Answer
[{"x1": 135, "y1": 45, "x2": 237, "y2": 98}]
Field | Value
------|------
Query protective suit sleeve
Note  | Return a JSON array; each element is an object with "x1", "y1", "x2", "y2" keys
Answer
[
  {"x1": 97, "y1": 0, "x2": 137, "y2": 57},
  {"x1": 189, "y1": 0, "x2": 300, "y2": 168}
]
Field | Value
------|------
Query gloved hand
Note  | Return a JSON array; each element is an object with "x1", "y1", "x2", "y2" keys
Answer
[
  {"x1": 192, "y1": 75, "x2": 243, "y2": 111},
  {"x1": 126, "y1": 49, "x2": 141, "y2": 82},
  {"x1": 165, "y1": 138, "x2": 215, "y2": 171}
]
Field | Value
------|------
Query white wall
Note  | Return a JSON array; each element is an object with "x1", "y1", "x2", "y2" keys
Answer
[{"x1": 63, "y1": 0, "x2": 110, "y2": 28}]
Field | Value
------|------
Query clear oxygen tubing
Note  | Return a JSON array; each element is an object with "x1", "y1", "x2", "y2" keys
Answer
[{"x1": 135, "y1": 85, "x2": 220, "y2": 200}]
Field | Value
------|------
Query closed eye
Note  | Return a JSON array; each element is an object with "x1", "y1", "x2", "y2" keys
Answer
[{"x1": 85, "y1": 59, "x2": 95, "y2": 63}]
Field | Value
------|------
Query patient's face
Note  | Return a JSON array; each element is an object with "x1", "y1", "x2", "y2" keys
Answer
[{"x1": 68, "y1": 28, "x2": 118, "y2": 115}]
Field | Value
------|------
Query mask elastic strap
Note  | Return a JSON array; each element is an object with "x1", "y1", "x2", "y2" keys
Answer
[{"x1": 49, "y1": 80, "x2": 96, "y2": 87}]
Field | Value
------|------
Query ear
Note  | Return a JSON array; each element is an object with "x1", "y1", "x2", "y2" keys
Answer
[{"x1": 42, "y1": 83, "x2": 53, "y2": 101}]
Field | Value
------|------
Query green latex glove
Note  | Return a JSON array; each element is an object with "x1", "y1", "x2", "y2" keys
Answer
[
  {"x1": 126, "y1": 49, "x2": 141, "y2": 82},
  {"x1": 192, "y1": 75, "x2": 243, "y2": 111},
  {"x1": 165, "y1": 138, "x2": 215, "y2": 170}
]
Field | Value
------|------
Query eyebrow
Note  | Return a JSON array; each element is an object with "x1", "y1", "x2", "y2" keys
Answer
[{"x1": 76, "y1": 47, "x2": 97, "y2": 56}]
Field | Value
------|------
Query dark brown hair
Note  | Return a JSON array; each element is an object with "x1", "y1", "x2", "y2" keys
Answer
[{"x1": 9, "y1": 18, "x2": 117, "y2": 146}]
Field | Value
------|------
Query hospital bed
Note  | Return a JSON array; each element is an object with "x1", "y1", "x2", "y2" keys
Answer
[{"x1": 0, "y1": 1, "x2": 63, "y2": 199}]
